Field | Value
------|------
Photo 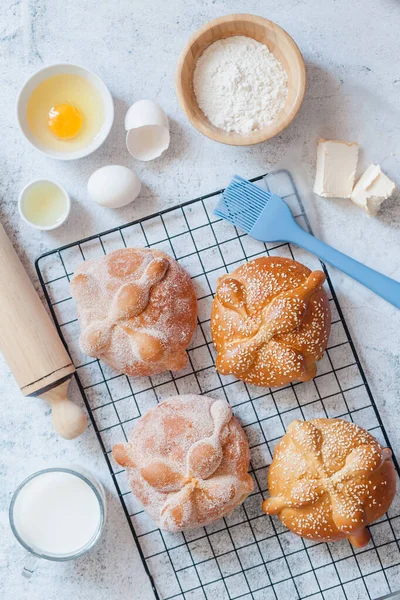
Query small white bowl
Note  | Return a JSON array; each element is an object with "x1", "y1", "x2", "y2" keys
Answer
[
  {"x1": 18, "y1": 179, "x2": 71, "y2": 231},
  {"x1": 17, "y1": 64, "x2": 114, "y2": 160}
]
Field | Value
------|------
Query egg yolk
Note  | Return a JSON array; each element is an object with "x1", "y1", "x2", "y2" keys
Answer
[{"x1": 48, "y1": 104, "x2": 83, "y2": 139}]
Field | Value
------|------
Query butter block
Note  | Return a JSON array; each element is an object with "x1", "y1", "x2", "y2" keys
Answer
[
  {"x1": 351, "y1": 163, "x2": 396, "y2": 216},
  {"x1": 314, "y1": 139, "x2": 359, "y2": 198}
]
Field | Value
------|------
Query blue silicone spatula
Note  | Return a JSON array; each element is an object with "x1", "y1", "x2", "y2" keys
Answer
[{"x1": 214, "y1": 175, "x2": 400, "y2": 309}]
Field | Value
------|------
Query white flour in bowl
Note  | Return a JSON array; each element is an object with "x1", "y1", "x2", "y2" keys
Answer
[{"x1": 193, "y1": 36, "x2": 288, "y2": 135}]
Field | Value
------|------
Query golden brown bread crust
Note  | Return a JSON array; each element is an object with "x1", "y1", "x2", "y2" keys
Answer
[
  {"x1": 262, "y1": 418, "x2": 396, "y2": 547},
  {"x1": 70, "y1": 248, "x2": 197, "y2": 377},
  {"x1": 211, "y1": 257, "x2": 331, "y2": 387},
  {"x1": 112, "y1": 395, "x2": 254, "y2": 532}
]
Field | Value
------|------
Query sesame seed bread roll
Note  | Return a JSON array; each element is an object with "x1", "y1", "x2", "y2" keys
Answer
[
  {"x1": 263, "y1": 419, "x2": 396, "y2": 548},
  {"x1": 112, "y1": 395, "x2": 254, "y2": 532},
  {"x1": 211, "y1": 257, "x2": 331, "y2": 387},
  {"x1": 71, "y1": 248, "x2": 197, "y2": 377}
]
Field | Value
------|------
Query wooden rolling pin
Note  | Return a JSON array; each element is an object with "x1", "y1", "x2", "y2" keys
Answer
[{"x1": 0, "y1": 222, "x2": 87, "y2": 439}]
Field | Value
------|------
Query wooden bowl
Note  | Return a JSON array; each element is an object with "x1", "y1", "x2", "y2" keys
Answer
[{"x1": 176, "y1": 14, "x2": 306, "y2": 146}]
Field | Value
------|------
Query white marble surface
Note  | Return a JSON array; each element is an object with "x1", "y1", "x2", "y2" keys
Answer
[{"x1": 1, "y1": 1, "x2": 400, "y2": 599}]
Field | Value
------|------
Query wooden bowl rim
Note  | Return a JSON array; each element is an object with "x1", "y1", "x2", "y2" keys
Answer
[{"x1": 176, "y1": 13, "x2": 306, "y2": 146}]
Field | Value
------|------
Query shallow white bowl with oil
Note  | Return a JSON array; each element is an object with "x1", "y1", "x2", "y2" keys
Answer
[
  {"x1": 17, "y1": 64, "x2": 114, "y2": 160},
  {"x1": 18, "y1": 179, "x2": 71, "y2": 231}
]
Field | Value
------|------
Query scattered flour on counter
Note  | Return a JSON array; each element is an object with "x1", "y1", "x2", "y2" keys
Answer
[{"x1": 193, "y1": 36, "x2": 288, "y2": 135}]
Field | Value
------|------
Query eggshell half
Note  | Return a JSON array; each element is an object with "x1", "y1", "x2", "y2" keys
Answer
[
  {"x1": 88, "y1": 165, "x2": 141, "y2": 209},
  {"x1": 125, "y1": 100, "x2": 170, "y2": 161}
]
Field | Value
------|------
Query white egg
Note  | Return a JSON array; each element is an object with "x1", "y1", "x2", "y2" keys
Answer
[
  {"x1": 125, "y1": 100, "x2": 170, "y2": 161},
  {"x1": 87, "y1": 165, "x2": 141, "y2": 208}
]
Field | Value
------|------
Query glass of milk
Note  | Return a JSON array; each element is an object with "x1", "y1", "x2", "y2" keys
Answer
[{"x1": 9, "y1": 467, "x2": 106, "y2": 577}]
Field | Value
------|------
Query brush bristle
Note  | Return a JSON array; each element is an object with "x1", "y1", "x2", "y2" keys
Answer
[{"x1": 214, "y1": 175, "x2": 271, "y2": 233}]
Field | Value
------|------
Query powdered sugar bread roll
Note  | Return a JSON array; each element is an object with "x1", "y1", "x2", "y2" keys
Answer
[
  {"x1": 211, "y1": 257, "x2": 331, "y2": 387},
  {"x1": 263, "y1": 419, "x2": 396, "y2": 548},
  {"x1": 112, "y1": 395, "x2": 254, "y2": 531},
  {"x1": 70, "y1": 248, "x2": 197, "y2": 377}
]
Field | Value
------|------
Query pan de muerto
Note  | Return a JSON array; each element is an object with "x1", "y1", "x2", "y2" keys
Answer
[
  {"x1": 211, "y1": 256, "x2": 331, "y2": 387},
  {"x1": 263, "y1": 419, "x2": 396, "y2": 547},
  {"x1": 71, "y1": 248, "x2": 197, "y2": 376},
  {"x1": 112, "y1": 395, "x2": 254, "y2": 531}
]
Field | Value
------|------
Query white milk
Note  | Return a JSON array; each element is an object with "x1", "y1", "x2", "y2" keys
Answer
[{"x1": 12, "y1": 471, "x2": 101, "y2": 556}]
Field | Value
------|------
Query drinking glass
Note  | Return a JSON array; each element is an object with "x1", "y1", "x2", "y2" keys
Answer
[{"x1": 9, "y1": 466, "x2": 106, "y2": 577}]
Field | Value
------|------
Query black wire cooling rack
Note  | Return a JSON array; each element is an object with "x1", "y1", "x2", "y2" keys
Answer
[{"x1": 36, "y1": 171, "x2": 400, "y2": 600}]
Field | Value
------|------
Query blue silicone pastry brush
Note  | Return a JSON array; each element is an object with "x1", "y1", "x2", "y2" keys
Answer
[{"x1": 214, "y1": 175, "x2": 400, "y2": 309}]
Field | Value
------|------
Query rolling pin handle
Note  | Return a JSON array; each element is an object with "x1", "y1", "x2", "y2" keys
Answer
[{"x1": 40, "y1": 380, "x2": 87, "y2": 440}]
